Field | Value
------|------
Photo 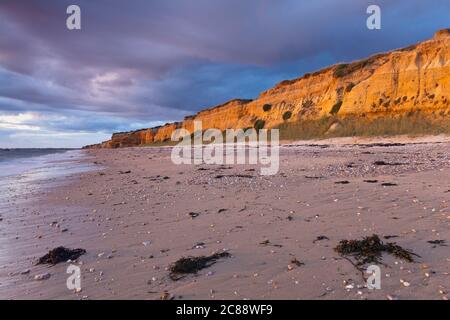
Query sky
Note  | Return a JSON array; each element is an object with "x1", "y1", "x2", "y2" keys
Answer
[{"x1": 0, "y1": 0, "x2": 449, "y2": 148}]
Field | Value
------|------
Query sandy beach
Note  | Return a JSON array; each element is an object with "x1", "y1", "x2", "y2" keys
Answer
[{"x1": 1, "y1": 137, "x2": 449, "y2": 300}]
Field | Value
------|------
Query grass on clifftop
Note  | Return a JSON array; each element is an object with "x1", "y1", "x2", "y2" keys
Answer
[
  {"x1": 277, "y1": 111, "x2": 450, "y2": 141},
  {"x1": 140, "y1": 111, "x2": 450, "y2": 147}
]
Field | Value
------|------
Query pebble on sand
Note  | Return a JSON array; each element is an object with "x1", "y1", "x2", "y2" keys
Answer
[{"x1": 34, "y1": 273, "x2": 51, "y2": 281}]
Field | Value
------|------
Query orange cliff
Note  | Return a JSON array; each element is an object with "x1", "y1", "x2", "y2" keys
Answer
[{"x1": 84, "y1": 29, "x2": 450, "y2": 149}]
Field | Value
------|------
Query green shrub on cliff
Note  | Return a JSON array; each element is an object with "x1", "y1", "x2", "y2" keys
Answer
[
  {"x1": 330, "y1": 101, "x2": 343, "y2": 114},
  {"x1": 346, "y1": 83, "x2": 355, "y2": 92},
  {"x1": 262, "y1": 104, "x2": 272, "y2": 112},
  {"x1": 254, "y1": 119, "x2": 266, "y2": 130},
  {"x1": 333, "y1": 64, "x2": 348, "y2": 78},
  {"x1": 282, "y1": 111, "x2": 292, "y2": 120}
]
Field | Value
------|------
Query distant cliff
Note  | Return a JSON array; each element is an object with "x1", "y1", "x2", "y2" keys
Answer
[{"x1": 84, "y1": 29, "x2": 450, "y2": 149}]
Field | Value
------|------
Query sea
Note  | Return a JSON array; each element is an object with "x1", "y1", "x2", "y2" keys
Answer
[
  {"x1": 0, "y1": 149, "x2": 99, "y2": 296},
  {"x1": 0, "y1": 148, "x2": 94, "y2": 179},
  {"x1": 0, "y1": 149, "x2": 97, "y2": 206}
]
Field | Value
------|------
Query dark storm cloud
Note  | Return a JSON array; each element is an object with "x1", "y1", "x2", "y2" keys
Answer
[{"x1": 0, "y1": 0, "x2": 449, "y2": 147}]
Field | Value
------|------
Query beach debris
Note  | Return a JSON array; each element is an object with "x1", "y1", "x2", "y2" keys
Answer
[
  {"x1": 119, "y1": 170, "x2": 131, "y2": 174},
  {"x1": 34, "y1": 272, "x2": 51, "y2": 281},
  {"x1": 335, "y1": 181, "x2": 350, "y2": 184},
  {"x1": 188, "y1": 212, "x2": 200, "y2": 219},
  {"x1": 37, "y1": 247, "x2": 86, "y2": 265},
  {"x1": 238, "y1": 206, "x2": 247, "y2": 212},
  {"x1": 313, "y1": 235, "x2": 330, "y2": 243},
  {"x1": 400, "y1": 279, "x2": 411, "y2": 287},
  {"x1": 259, "y1": 240, "x2": 282, "y2": 247},
  {"x1": 169, "y1": 252, "x2": 230, "y2": 280},
  {"x1": 334, "y1": 234, "x2": 419, "y2": 267},
  {"x1": 214, "y1": 174, "x2": 253, "y2": 179},
  {"x1": 290, "y1": 258, "x2": 304, "y2": 267},
  {"x1": 142, "y1": 175, "x2": 169, "y2": 181},
  {"x1": 381, "y1": 182, "x2": 398, "y2": 186},
  {"x1": 160, "y1": 291, "x2": 173, "y2": 300},
  {"x1": 192, "y1": 242, "x2": 205, "y2": 249},
  {"x1": 383, "y1": 235, "x2": 399, "y2": 239},
  {"x1": 217, "y1": 208, "x2": 227, "y2": 213},
  {"x1": 20, "y1": 269, "x2": 31, "y2": 275},
  {"x1": 364, "y1": 179, "x2": 378, "y2": 183},
  {"x1": 363, "y1": 143, "x2": 406, "y2": 148},
  {"x1": 427, "y1": 240, "x2": 447, "y2": 247},
  {"x1": 373, "y1": 161, "x2": 403, "y2": 166}
]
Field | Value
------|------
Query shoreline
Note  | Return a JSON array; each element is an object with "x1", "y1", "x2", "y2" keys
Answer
[
  {"x1": 284, "y1": 133, "x2": 450, "y2": 146},
  {"x1": 1, "y1": 138, "x2": 449, "y2": 299}
]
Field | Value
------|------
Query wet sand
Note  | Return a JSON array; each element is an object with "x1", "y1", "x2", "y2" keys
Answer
[{"x1": 1, "y1": 136, "x2": 449, "y2": 300}]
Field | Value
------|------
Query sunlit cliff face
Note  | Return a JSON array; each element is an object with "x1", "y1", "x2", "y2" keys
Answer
[{"x1": 85, "y1": 29, "x2": 450, "y2": 148}]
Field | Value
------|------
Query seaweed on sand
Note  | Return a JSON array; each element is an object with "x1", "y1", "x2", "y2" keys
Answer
[
  {"x1": 334, "y1": 234, "x2": 419, "y2": 267},
  {"x1": 37, "y1": 247, "x2": 86, "y2": 265},
  {"x1": 169, "y1": 252, "x2": 231, "y2": 281},
  {"x1": 427, "y1": 240, "x2": 447, "y2": 247}
]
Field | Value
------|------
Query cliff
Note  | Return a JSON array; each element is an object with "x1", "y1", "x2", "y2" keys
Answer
[{"x1": 84, "y1": 29, "x2": 450, "y2": 149}]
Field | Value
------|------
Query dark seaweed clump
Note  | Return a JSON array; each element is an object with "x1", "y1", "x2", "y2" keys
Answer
[
  {"x1": 37, "y1": 247, "x2": 86, "y2": 265},
  {"x1": 334, "y1": 234, "x2": 419, "y2": 266},
  {"x1": 169, "y1": 252, "x2": 230, "y2": 280}
]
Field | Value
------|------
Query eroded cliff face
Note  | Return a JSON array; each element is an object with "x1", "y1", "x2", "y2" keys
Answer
[{"x1": 84, "y1": 29, "x2": 450, "y2": 149}]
